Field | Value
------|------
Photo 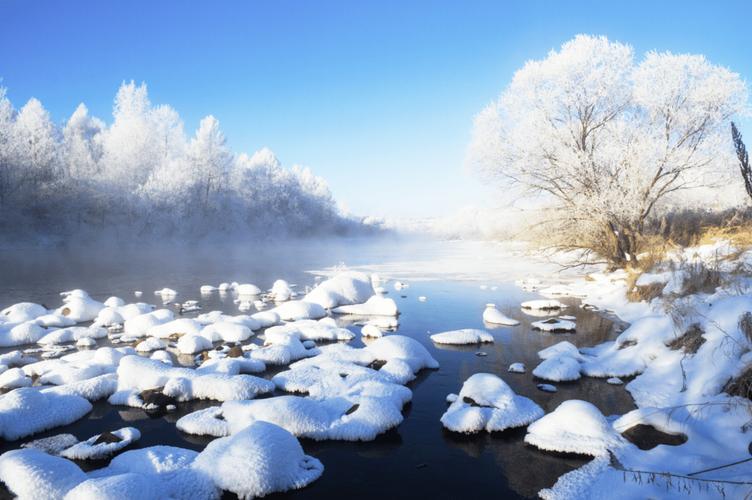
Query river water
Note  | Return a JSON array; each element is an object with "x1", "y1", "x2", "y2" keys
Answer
[{"x1": 0, "y1": 238, "x2": 635, "y2": 499}]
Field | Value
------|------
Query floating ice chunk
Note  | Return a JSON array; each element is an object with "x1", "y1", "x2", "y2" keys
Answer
[
  {"x1": 124, "y1": 309, "x2": 174, "y2": 338},
  {"x1": 251, "y1": 310, "x2": 280, "y2": 328},
  {"x1": 178, "y1": 393, "x2": 404, "y2": 442},
  {"x1": 154, "y1": 288, "x2": 177, "y2": 297},
  {"x1": 177, "y1": 334, "x2": 212, "y2": 354},
  {"x1": 532, "y1": 318, "x2": 576, "y2": 333},
  {"x1": 0, "y1": 448, "x2": 87, "y2": 498},
  {"x1": 35, "y1": 313, "x2": 76, "y2": 328},
  {"x1": 38, "y1": 326, "x2": 107, "y2": 345},
  {"x1": 508, "y1": 362, "x2": 526, "y2": 373},
  {"x1": 272, "y1": 301, "x2": 327, "y2": 321},
  {"x1": 332, "y1": 296, "x2": 399, "y2": 316},
  {"x1": 361, "y1": 324, "x2": 383, "y2": 338},
  {"x1": 430, "y1": 329, "x2": 493, "y2": 345},
  {"x1": 441, "y1": 373, "x2": 544, "y2": 433},
  {"x1": 147, "y1": 318, "x2": 203, "y2": 339},
  {"x1": 0, "y1": 321, "x2": 48, "y2": 347},
  {"x1": 304, "y1": 271, "x2": 374, "y2": 309},
  {"x1": 1, "y1": 302, "x2": 47, "y2": 323},
  {"x1": 200, "y1": 285, "x2": 216, "y2": 294},
  {"x1": 0, "y1": 389, "x2": 92, "y2": 440},
  {"x1": 418, "y1": 296, "x2": 427, "y2": 302},
  {"x1": 134, "y1": 291, "x2": 143, "y2": 297},
  {"x1": 76, "y1": 337, "x2": 97, "y2": 348},
  {"x1": 537, "y1": 383, "x2": 557, "y2": 393},
  {"x1": 236, "y1": 283, "x2": 262, "y2": 296},
  {"x1": 606, "y1": 377, "x2": 623, "y2": 385},
  {"x1": 559, "y1": 315, "x2": 576, "y2": 321},
  {"x1": 136, "y1": 337, "x2": 167, "y2": 352},
  {"x1": 365, "y1": 316, "x2": 399, "y2": 330},
  {"x1": 269, "y1": 280, "x2": 292, "y2": 302},
  {"x1": 200, "y1": 322, "x2": 252, "y2": 342},
  {"x1": 539, "y1": 285, "x2": 587, "y2": 298},
  {"x1": 192, "y1": 421, "x2": 323, "y2": 498},
  {"x1": 394, "y1": 281, "x2": 409, "y2": 291},
  {"x1": 21, "y1": 433, "x2": 79, "y2": 455},
  {"x1": 483, "y1": 304, "x2": 520, "y2": 326},
  {"x1": 533, "y1": 355, "x2": 582, "y2": 382},
  {"x1": 61, "y1": 427, "x2": 141, "y2": 460},
  {"x1": 525, "y1": 400, "x2": 625, "y2": 456},
  {"x1": 521, "y1": 299, "x2": 566, "y2": 311},
  {"x1": 103, "y1": 296, "x2": 125, "y2": 308},
  {"x1": 0, "y1": 367, "x2": 32, "y2": 389}
]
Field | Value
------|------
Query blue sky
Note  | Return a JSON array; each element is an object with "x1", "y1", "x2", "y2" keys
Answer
[{"x1": 1, "y1": 0, "x2": 751, "y2": 218}]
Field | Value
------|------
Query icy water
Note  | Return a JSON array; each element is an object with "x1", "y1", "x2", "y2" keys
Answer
[{"x1": 0, "y1": 239, "x2": 635, "y2": 499}]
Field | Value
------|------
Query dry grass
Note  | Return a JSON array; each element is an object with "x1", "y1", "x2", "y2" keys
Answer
[
  {"x1": 666, "y1": 323, "x2": 706, "y2": 354},
  {"x1": 740, "y1": 312, "x2": 752, "y2": 344},
  {"x1": 724, "y1": 366, "x2": 752, "y2": 400},
  {"x1": 678, "y1": 260, "x2": 723, "y2": 296}
]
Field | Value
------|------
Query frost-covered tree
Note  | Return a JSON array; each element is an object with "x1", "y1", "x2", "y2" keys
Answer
[
  {"x1": 469, "y1": 35, "x2": 748, "y2": 265},
  {"x1": 0, "y1": 87, "x2": 16, "y2": 207},
  {"x1": 187, "y1": 115, "x2": 231, "y2": 213},
  {"x1": 732, "y1": 122, "x2": 752, "y2": 200}
]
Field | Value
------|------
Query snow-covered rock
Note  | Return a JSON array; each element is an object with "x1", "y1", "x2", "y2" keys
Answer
[
  {"x1": 532, "y1": 355, "x2": 582, "y2": 382},
  {"x1": 441, "y1": 373, "x2": 544, "y2": 433},
  {"x1": 0, "y1": 389, "x2": 92, "y2": 440},
  {"x1": 508, "y1": 362, "x2": 526, "y2": 373},
  {"x1": 361, "y1": 324, "x2": 383, "y2": 338},
  {"x1": 521, "y1": 299, "x2": 566, "y2": 311},
  {"x1": 304, "y1": 271, "x2": 373, "y2": 309},
  {"x1": 532, "y1": 318, "x2": 576, "y2": 332},
  {"x1": 135, "y1": 337, "x2": 167, "y2": 352},
  {"x1": 430, "y1": 328, "x2": 493, "y2": 345},
  {"x1": 1, "y1": 302, "x2": 47, "y2": 323},
  {"x1": 61, "y1": 427, "x2": 141, "y2": 460},
  {"x1": 271, "y1": 279, "x2": 293, "y2": 301},
  {"x1": 332, "y1": 295, "x2": 398, "y2": 316},
  {"x1": 272, "y1": 301, "x2": 327, "y2": 321},
  {"x1": 483, "y1": 304, "x2": 520, "y2": 326},
  {"x1": 236, "y1": 283, "x2": 261, "y2": 296},
  {"x1": 0, "y1": 448, "x2": 87, "y2": 498}
]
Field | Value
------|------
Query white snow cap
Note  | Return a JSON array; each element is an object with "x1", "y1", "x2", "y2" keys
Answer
[
  {"x1": 430, "y1": 329, "x2": 494, "y2": 345},
  {"x1": 483, "y1": 304, "x2": 520, "y2": 326},
  {"x1": 332, "y1": 295, "x2": 399, "y2": 316},
  {"x1": 304, "y1": 271, "x2": 373, "y2": 309}
]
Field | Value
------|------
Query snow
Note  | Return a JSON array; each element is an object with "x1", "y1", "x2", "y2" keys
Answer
[
  {"x1": 38, "y1": 326, "x2": 107, "y2": 345},
  {"x1": 236, "y1": 283, "x2": 261, "y2": 295},
  {"x1": 177, "y1": 334, "x2": 213, "y2": 354},
  {"x1": 364, "y1": 335, "x2": 439, "y2": 383},
  {"x1": 115, "y1": 355, "x2": 274, "y2": 402},
  {"x1": 332, "y1": 295, "x2": 399, "y2": 316},
  {"x1": 531, "y1": 318, "x2": 576, "y2": 332},
  {"x1": 483, "y1": 304, "x2": 520, "y2": 325},
  {"x1": 532, "y1": 355, "x2": 582, "y2": 382},
  {"x1": 248, "y1": 335, "x2": 317, "y2": 365},
  {"x1": 271, "y1": 279, "x2": 293, "y2": 301},
  {"x1": 192, "y1": 421, "x2": 323, "y2": 498},
  {"x1": 271, "y1": 300, "x2": 327, "y2": 321},
  {"x1": 0, "y1": 448, "x2": 87, "y2": 498},
  {"x1": 76, "y1": 337, "x2": 97, "y2": 348},
  {"x1": 525, "y1": 400, "x2": 626, "y2": 456},
  {"x1": 441, "y1": 373, "x2": 544, "y2": 433},
  {"x1": 361, "y1": 324, "x2": 383, "y2": 338},
  {"x1": 61, "y1": 427, "x2": 141, "y2": 460},
  {"x1": 35, "y1": 313, "x2": 76, "y2": 328},
  {"x1": 136, "y1": 337, "x2": 167, "y2": 352},
  {"x1": 0, "y1": 321, "x2": 48, "y2": 347},
  {"x1": 0, "y1": 367, "x2": 32, "y2": 389},
  {"x1": 200, "y1": 321, "x2": 252, "y2": 342},
  {"x1": 147, "y1": 318, "x2": 203, "y2": 338},
  {"x1": 1, "y1": 302, "x2": 47, "y2": 323},
  {"x1": 538, "y1": 341, "x2": 584, "y2": 361},
  {"x1": 252, "y1": 310, "x2": 280, "y2": 328},
  {"x1": 264, "y1": 318, "x2": 354, "y2": 342},
  {"x1": 56, "y1": 292, "x2": 105, "y2": 322},
  {"x1": 508, "y1": 362, "x2": 526, "y2": 373},
  {"x1": 197, "y1": 357, "x2": 266, "y2": 375},
  {"x1": 304, "y1": 271, "x2": 373, "y2": 309},
  {"x1": 200, "y1": 285, "x2": 216, "y2": 294},
  {"x1": 21, "y1": 434, "x2": 79, "y2": 455},
  {"x1": 537, "y1": 384, "x2": 557, "y2": 393},
  {"x1": 0, "y1": 389, "x2": 92, "y2": 440},
  {"x1": 430, "y1": 328, "x2": 494, "y2": 345},
  {"x1": 124, "y1": 310, "x2": 174, "y2": 338}
]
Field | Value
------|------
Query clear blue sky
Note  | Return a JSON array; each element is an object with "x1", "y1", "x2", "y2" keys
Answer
[{"x1": 1, "y1": 0, "x2": 750, "y2": 218}]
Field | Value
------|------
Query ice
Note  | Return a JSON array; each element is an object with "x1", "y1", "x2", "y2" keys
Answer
[
  {"x1": 531, "y1": 318, "x2": 576, "y2": 332},
  {"x1": 61, "y1": 427, "x2": 141, "y2": 460},
  {"x1": 0, "y1": 389, "x2": 92, "y2": 440},
  {"x1": 525, "y1": 400, "x2": 625, "y2": 456},
  {"x1": 192, "y1": 421, "x2": 323, "y2": 498},
  {"x1": 441, "y1": 373, "x2": 544, "y2": 433},
  {"x1": 332, "y1": 295, "x2": 399, "y2": 316},
  {"x1": 537, "y1": 383, "x2": 557, "y2": 393},
  {"x1": 0, "y1": 448, "x2": 87, "y2": 498},
  {"x1": 271, "y1": 300, "x2": 327, "y2": 321},
  {"x1": 1, "y1": 302, "x2": 48, "y2": 323},
  {"x1": 430, "y1": 328, "x2": 494, "y2": 345},
  {"x1": 606, "y1": 377, "x2": 623, "y2": 385},
  {"x1": 508, "y1": 362, "x2": 526, "y2": 373},
  {"x1": 38, "y1": 326, "x2": 107, "y2": 345},
  {"x1": 483, "y1": 304, "x2": 520, "y2": 325},
  {"x1": 532, "y1": 355, "x2": 582, "y2": 382},
  {"x1": 304, "y1": 271, "x2": 373, "y2": 309},
  {"x1": 21, "y1": 434, "x2": 79, "y2": 455}
]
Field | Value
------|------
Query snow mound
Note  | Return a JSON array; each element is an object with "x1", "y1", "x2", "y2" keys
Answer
[
  {"x1": 0, "y1": 389, "x2": 92, "y2": 440},
  {"x1": 533, "y1": 355, "x2": 582, "y2": 382},
  {"x1": 532, "y1": 318, "x2": 576, "y2": 332},
  {"x1": 441, "y1": 373, "x2": 544, "y2": 433},
  {"x1": 0, "y1": 321, "x2": 48, "y2": 347},
  {"x1": 483, "y1": 304, "x2": 520, "y2": 326},
  {"x1": 430, "y1": 328, "x2": 494, "y2": 345},
  {"x1": 1, "y1": 302, "x2": 48, "y2": 323},
  {"x1": 177, "y1": 334, "x2": 212, "y2": 354},
  {"x1": 332, "y1": 295, "x2": 398, "y2": 316},
  {"x1": 521, "y1": 299, "x2": 566, "y2": 311},
  {"x1": 124, "y1": 310, "x2": 174, "y2": 338},
  {"x1": 304, "y1": 271, "x2": 373, "y2": 309},
  {"x1": 236, "y1": 283, "x2": 262, "y2": 295},
  {"x1": 147, "y1": 318, "x2": 203, "y2": 339},
  {"x1": 193, "y1": 421, "x2": 323, "y2": 498},
  {"x1": 0, "y1": 448, "x2": 87, "y2": 498},
  {"x1": 271, "y1": 301, "x2": 327, "y2": 321},
  {"x1": 508, "y1": 362, "x2": 526, "y2": 373},
  {"x1": 361, "y1": 324, "x2": 383, "y2": 338},
  {"x1": 271, "y1": 280, "x2": 293, "y2": 301},
  {"x1": 136, "y1": 337, "x2": 167, "y2": 352},
  {"x1": 264, "y1": 319, "x2": 354, "y2": 342},
  {"x1": 61, "y1": 427, "x2": 141, "y2": 460},
  {"x1": 525, "y1": 400, "x2": 625, "y2": 456}
]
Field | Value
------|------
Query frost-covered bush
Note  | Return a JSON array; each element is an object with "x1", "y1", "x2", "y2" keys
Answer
[{"x1": 0, "y1": 82, "x2": 365, "y2": 242}]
